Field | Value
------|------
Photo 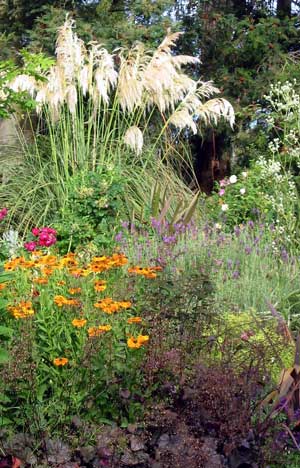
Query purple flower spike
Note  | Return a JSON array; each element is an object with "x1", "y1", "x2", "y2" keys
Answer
[
  {"x1": 162, "y1": 235, "x2": 176, "y2": 245},
  {"x1": 232, "y1": 270, "x2": 240, "y2": 280},
  {"x1": 121, "y1": 220, "x2": 129, "y2": 229},
  {"x1": 234, "y1": 226, "x2": 241, "y2": 237},
  {"x1": 115, "y1": 232, "x2": 123, "y2": 242},
  {"x1": 281, "y1": 249, "x2": 289, "y2": 263}
]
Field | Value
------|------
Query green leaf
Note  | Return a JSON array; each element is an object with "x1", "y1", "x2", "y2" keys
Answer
[
  {"x1": 0, "y1": 348, "x2": 9, "y2": 364},
  {"x1": 0, "y1": 272, "x2": 13, "y2": 283},
  {"x1": 0, "y1": 416, "x2": 12, "y2": 426},
  {"x1": 0, "y1": 393, "x2": 11, "y2": 403},
  {"x1": 0, "y1": 326, "x2": 13, "y2": 337}
]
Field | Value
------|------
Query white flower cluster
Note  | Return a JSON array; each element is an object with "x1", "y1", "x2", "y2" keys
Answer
[
  {"x1": 264, "y1": 81, "x2": 300, "y2": 167},
  {"x1": 256, "y1": 156, "x2": 297, "y2": 233},
  {"x1": 257, "y1": 157, "x2": 281, "y2": 177},
  {"x1": 268, "y1": 138, "x2": 280, "y2": 155},
  {"x1": 264, "y1": 80, "x2": 300, "y2": 116}
]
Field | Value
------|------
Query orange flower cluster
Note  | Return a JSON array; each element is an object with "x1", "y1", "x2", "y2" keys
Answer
[
  {"x1": 4, "y1": 256, "x2": 35, "y2": 271},
  {"x1": 128, "y1": 265, "x2": 162, "y2": 279},
  {"x1": 94, "y1": 298, "x2": 131, "y2": 314},
  {"x1": 4, "y1": 252, "x2": 128, "y2": 281},
  {"x1": 0, "y1": 283, "x2": 7, "y2": 291},
  {"x1": 88, "y1": 324, "x2": 112, "y2": 337},
  {"x1": 127, "y1": 317, "x2": 142, "y2": 324},
  {"x1": 89, "y1": 253, "x2": 128, "y2": 273},
  {"x1": 127, "y1": 335, "x2": 149, "y2": 349},
  {"x1": 60, "y1": 253, "x2": 78, "y2": 267},
  {"x1": 54, "y1": 295, "x2": 80, "y2": 307},
  {"x1": 72, "y1": 318, "x2": 87, "y2": 328},
  {"x1": 68, "y1": 267, "x2": 90, "y2": 277},
  {"x1": 94, "y1": 280, "x2": 107, "y2": 292},
  {"x1": 53, "y1": 357, "x2": 68, "y2": 366},
  {"x1": 8, "y1": 301, "x2": 34, "y2": 319}
]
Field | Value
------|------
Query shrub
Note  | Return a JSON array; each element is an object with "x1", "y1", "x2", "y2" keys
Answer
[{"x1": 55, "y1": 167, "x2": 125, "y2": 252}]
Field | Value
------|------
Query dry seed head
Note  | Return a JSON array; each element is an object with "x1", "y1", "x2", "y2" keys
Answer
[
  {"x1": 169, "y1": 108, "x2": 197, "y2": 134},
  {"x1": 56, "y1": 19, "x2": 76, "y2": 82},
  {"x1": 9, "y1": 74, "x2": 36, "y2": 96},
  {"x1": 183, "y1": 94, "x2": 202, "y2": 114},
  {"x1": 46, "y1": 66, "x2": 65, "y2": 113},
  {"x1": 92, "y1": 47, "x2": 118, "y2": 104},
  {"x1": 117, "y1": 44, "x2": 146, "y2": 112},
  {"x1": 35, "y1": 87, "x2": 47, "y2": 114},
  {"x1": 196, "y1": 98, "x2": 235, "y2": 128},
  {"x1": 172, "y1": 55, "x2": 200, "y2": 68},
  {"x1": 196, "y1": 81, "x2": 220, "y2": 99},
  {"x1": 79, "y1": 64, "x2": 89, "y2": 96},
  {"x1": 12, "y1": 18, "x2": 234, "y2": 133},
  {"x1": 124, "y1": 126, "x2": 144, "y2": 155},
  {"x1": 66, "y1": 84, "x2": 78, "y2": 114},
  {"x1": 157, "y1": 30, "x2": 183, "y2": 55}
]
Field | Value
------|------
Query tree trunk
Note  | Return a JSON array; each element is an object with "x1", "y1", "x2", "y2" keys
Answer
[{"x1": 277, "y1": 0, "x2": 291, "y2": 17}]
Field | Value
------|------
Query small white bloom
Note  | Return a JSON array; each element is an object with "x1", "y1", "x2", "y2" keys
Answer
[
  {"x1": 229, "y1": 175, "x2": 237, "y2": 184},
  {"x1": 214, "y1": 223, "x2": 222, "y2": 230},
  {"x1": 221, "y1": 203, "x2": 229, "y2": 212},
  {"x1": 240, "y1": 188, "x2": 246, "y2": 195},
  {"x1": 242, "y1": 171, "x2": 248, "y2": 178}
]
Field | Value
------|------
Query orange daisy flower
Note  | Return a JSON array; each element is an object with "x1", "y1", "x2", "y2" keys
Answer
[
  {"x1": 53, "y1": 357, "x2": 69, "y2": 366},
  {"x1": 72, "y1": 318, "x2": 87, "y2": 328},
  {"x1": 127, "y1": 335, "x2": 149, "y2": 349}
]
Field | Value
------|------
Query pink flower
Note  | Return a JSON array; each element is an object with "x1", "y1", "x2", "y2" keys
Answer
[
  {"x1": 41, "y1": 227, "x2": 57, "y2": 235},
  {"x1": 219, "y1": 189, "x2": 225, "y2": 196},
  {"x1": 240, "y1": 330, "x2": 254, "y2": 341},
  {"x1": 30, "y1": 226, "x2": 57, "y2": 248},
  {"x1": 38, "y1": 232, "x2": 56, "y2": 247},
  {"x1": 240, "y1": 332, "x2": 250, "y2": 341},
  {"x1": 39, "y1": 232, "x2": 49, "y2": 242},
  {"x1": 24, "y1": 241, "x2": 37, "y2": 252},
  {"x1": 0, "y1": 208, "x2": 8, "y2": 220},
  {"x1": 219, "y1": 179, "x2": 226, "y2": 187}
]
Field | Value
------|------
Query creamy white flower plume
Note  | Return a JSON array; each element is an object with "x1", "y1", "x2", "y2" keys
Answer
[
  {"x1": 9, "y1": 74, "x2": 36, "y2": 96},
  {"x1": 169, "y1": 108, "x2": 197, "y2": 134},
  {"x1": 124, "y1": 126, "x2": 144, "y2": 155}
]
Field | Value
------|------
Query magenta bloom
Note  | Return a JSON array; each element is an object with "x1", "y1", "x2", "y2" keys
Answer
[
  {"x1": 0, "y1": 208, "x2": 8, "y2": 220},
  {"x1": 38, "y1": 232, "x2": 57, "y2": 247},
  {"x1": 39, "y1": 232, "x2": 49, "y2": 242},
  {"x1": 219, "y1": 189, "x2": 225, "y2": 196},
  {"x1": 24, "y1": 241, "x2": 37, "y2": 252},
  {"x1": 41, "y1": 227, "x2": 57, "y2": 235},
  {"x1": 28, "y1": 226, "x2": 57, "y2": 249}
]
